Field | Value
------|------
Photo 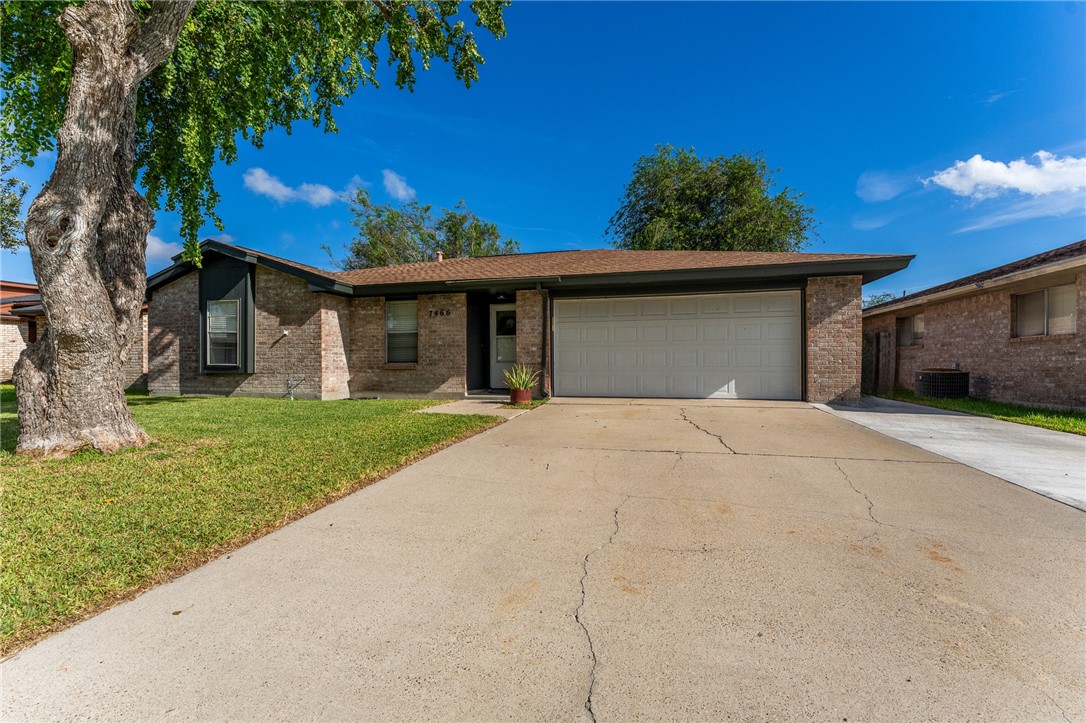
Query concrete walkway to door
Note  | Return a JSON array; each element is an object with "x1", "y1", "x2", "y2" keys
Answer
[{"x1": 4, "y1": 399, "x2": 1084, "y2": 721}]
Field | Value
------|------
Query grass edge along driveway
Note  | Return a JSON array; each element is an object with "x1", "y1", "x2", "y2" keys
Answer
[
  {"x1": 886, "y1": 388, "x2": 1086, "y2": 436},
  {"x1": 1, "y1": 387, "x2": 501, "y2": 654}
]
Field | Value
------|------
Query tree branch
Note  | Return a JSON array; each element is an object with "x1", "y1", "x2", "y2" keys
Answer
[{"x1": 129, "y1": 0, "x2": 197, "y2": 82}]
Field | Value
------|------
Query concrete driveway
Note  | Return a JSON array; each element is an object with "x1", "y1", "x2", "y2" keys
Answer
[
  {"x1": 4, "y1": 399, "x2": 1084, "y2": 721},
  {"x1": 818, "y1": 396, "x2": 1086, "y2": 511}
]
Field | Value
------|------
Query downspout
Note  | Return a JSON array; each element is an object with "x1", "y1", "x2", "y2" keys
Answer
[{"x1": 537, "y1": 282, "x2": 549, "y2": 398}]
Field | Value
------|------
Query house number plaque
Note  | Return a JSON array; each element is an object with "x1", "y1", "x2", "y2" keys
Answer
[{"x1": 428, "y1": 308, "x2": 452, "y2": 317}]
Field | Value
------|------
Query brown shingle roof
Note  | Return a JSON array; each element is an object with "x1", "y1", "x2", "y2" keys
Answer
[
  {"x1": 334, "y1": 249, "x2": 908, "y2": 286},
  {"x1": 217, "y1": 242, "x2": 342, "y2": 282},
  {"x1": 866, "y1": 239, "x2": 1086, "y2": 312}
]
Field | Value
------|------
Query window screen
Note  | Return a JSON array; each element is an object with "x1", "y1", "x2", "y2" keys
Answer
[
  {"x1": 1016, "y1": 285, "x2": 1076, "y2": 337},
  {"x1": 207, "y1": 300, "x2": 239, "y2": 366},
  {"x1": 386, "y1": 300, "x2": 418, "y2": 363},
  {"x1": 897, "y1": 314, "x2": 924, "y2": 346},
  {"x1": 1047, "y1": 284, "x2": 1077, "y2": 335}
]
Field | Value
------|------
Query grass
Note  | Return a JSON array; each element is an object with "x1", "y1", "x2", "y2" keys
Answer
[
  {"x1": 886, "y1": 388, "x2": 1086, "y2": 436},
  {"x1": 0, "y1": 385, "x2": 501, "y2": 653}
]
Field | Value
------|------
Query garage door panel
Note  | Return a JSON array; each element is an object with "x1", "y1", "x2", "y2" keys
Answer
[
  {"x1": 702, "y1": 323, "x2": 729, "y2": 341},
  {"x1": 672, "y1": 324, "x2": 698, "y2": 342},
  {"x1": 735, "y1": 323, "x2": 762, "y2": 340},
  {"x1": 557, "y1": 326, "x2": 582, "y2": 343},
  {"x1": 642, "y1": 325, "x2": 667, "y2": 342},
  {"x1": 670, "y1": 298, "x2": 699, "y2": 315},
  {"x1": 643, "y1": 350, "x2": 669, "y2": 367},
  {"x1": 766, "y1": 321, "x2": 797, "y2": 340},
  {"x1": 553, "y1": 291, "x2": 802, "y2": 400}
]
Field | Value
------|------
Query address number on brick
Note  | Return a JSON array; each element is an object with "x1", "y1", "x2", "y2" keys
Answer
[{"x1": 428, "y1": 308, "x2": 452, "y2": 317}]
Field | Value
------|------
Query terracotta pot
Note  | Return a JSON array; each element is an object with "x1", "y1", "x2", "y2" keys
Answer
[{"x1": 509, "y1": 389, "x2": 532, "y2": 405}]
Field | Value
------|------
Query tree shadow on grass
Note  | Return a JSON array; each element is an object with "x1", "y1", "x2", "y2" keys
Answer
[{"x1": 0, "y1": 387, "x2": 201, "y2": 453}]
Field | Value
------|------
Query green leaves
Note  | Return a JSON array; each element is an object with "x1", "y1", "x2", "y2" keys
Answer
[
  {"x1": 0, "y1": 145, "x2": 30, "y2": 250},
  {"x1": 341, "y1": 189, "x2": 518, "y2": 268},
  {"x1": 1, "y1": 0, "x2": 509, "y2": 244},
  {"x1": 607, "y1": 144, "x2": 817, "y2": 253}
]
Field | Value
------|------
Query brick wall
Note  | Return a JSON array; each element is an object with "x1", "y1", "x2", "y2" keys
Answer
[
  {"x1": 863, "y1": 270, "x2": 1086, "y2": 408},
  {"x1": 348, "y1": 293, "x2": 467, "y2": 397},
  {"x1": 515, "y1": 289, "x2": 548, "y2": 396},
  {"x1": 320, "y1": 294, "x2": 351, "y2": 400},
  {"x1": 149, "y1": 266, "x2": 328, "y2": 398},
  {"x1": 123, "y1": 311, "x2": 149, "y2": 389},
  {"x1": 0, "y1": 320, "x2": 30, "y2": 383},
  {"x1": 806, "y1": 275, "x2": 863, "y2": 403}
]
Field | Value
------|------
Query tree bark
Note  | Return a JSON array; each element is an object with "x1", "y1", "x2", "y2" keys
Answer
[{"x1": 14, "y1": 0, "x2": 194, "y2": 458}]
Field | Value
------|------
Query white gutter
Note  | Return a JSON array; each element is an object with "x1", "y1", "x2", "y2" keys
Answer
[{"x1": 863, "y1": 256, "x2": 1086, "y2": 318}]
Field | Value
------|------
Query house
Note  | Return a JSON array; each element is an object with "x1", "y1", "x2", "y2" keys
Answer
[
  {"x1": 1, "y1": 280, "x2": 41, "y2": 382},
  {"x1": 862, "y1": 239, "x2": 1085, "y2": 408},
  {"x1": 145, "y1": 240, "x2": 913, "y2": 403},
  {"x1": 0, "y1": 279, "x2": 150, "y2": 388}
]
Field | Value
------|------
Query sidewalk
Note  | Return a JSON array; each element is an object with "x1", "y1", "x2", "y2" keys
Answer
[{"x1": 816, "y1": 396, "x2": 1086, "y2": 511}]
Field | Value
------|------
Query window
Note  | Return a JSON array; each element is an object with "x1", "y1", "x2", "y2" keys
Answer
[
  {"x1": 386, "y1": 300, "x2": 418, "y2": 363},
  {"x1": 897, "y1": 313, "x2": 924, "y2": 346},
  {"x1": 206, "y1": 300, "x2": 239, "y2": 366},
  {"x1": 1015, "y1": 284, "x2": 1077, "y2": 337}
]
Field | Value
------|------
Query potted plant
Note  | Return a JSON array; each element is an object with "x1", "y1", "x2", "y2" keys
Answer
[{"x1": 503, "y1": 363, "x2": 540, "y2": 404}]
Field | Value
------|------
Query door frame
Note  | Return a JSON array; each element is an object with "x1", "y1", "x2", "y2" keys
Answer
[{"x1": 489, "y1": 303, "x2": 517, "y2": 389}]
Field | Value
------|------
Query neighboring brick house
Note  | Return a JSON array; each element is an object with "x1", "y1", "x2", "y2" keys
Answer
[
  {"x1": 146, "y1": 240, "x2": 912, "y2": 403},
  {"x1": 1, "y1": 280, "x2": 40, "y2": 383},
  {"x1": 0, "y1": 279, "x2": 149, "y2": 388},
  {"x1": 863, "y1": 239, "x2": 1086, "y2": 408}
]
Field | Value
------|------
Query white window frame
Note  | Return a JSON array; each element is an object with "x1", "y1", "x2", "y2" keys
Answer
[
  {"x1": 1014, "y1": 284, "x2": 1077, "y2": 338},
  {"x1": 206, "y1": 299, "x2": 240, "y2": 367},
  {"x1": 386, "y1": 299, "x2": 419, "y2": 364}
]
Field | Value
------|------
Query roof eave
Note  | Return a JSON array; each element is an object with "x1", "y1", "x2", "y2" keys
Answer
[
  {"x1": 346, "y1": 256, "x2": 915, "y2": 296},
  {"x1": 146, "y1": 240, "x2": 352, "y2": 296},
  {"x1": 863, "y1": 255, "x2": 1086, "y2": 318}
]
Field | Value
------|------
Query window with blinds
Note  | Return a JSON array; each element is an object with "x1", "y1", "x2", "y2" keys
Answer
[
  {"x1": 207, "y1": 299, "x2": 239, "y2": 366},
  {"x1": 1015, "y1": 284, "x2": 1077, "y2": 337},
  {"x1": 386, "y1": 300, "x2": 418, "y2": 363}
]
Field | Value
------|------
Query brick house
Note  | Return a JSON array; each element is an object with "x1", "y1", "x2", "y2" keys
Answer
[
  {"x1": 1, "y1": 280, "x2": 40, "y2": 383},
  {"x1": 146, "y1": 240, "x2": 912, "y2": 403},
  {"x1": 1, "y1": 279, "x2": 149, "y2": 388},
  {"x1": 862, "y1": 239, "x2": 1085, "y2": 408}
]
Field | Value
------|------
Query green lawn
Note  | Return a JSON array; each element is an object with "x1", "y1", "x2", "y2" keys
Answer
[
  {"x1": 886, "y1": 388, "x2": 1086, "y2": 436},
  {"x1": 0, "y1": 386, "x2": 500, "y2": 652}
]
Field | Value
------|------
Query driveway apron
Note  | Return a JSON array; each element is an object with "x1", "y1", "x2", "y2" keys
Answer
[{"x1": 3, "y1": 399, "x2": 1084, "y2": 721}]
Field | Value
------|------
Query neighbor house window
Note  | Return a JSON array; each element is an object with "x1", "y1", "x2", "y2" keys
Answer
[
  {"x1": 1015, "y1": 284, "x2": 1077, "y2": 337},
  {"x1": 897, "y1": 313, "x2": 924, "y2": 346},
  {"x1": 386, "y1": 300, "x2": 418, "y2": 363},
  {"x1": 206, "y1": 300, "x2": 239, "y2": 366}
]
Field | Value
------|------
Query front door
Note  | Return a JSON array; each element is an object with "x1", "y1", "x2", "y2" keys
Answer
[{"x1": 490, "y1": 304, "x2": 517, "y2": 388}]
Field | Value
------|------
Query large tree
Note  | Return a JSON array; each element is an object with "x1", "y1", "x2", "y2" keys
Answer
[
  {"x1": 342, "y1": 189, "x2": 517, "y2": 268},
  {"x1": 0, "y1": 147, "x2": 30, "y2": 249},
  {"x1": 606, "y1": 144, "x2": 816, "y2": 253},
  {"x1": 1, "y1": 0, "x2": 507, "y2": 457}
]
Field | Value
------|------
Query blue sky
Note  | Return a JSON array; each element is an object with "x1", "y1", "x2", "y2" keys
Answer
[{"x1": 4, "y1": 1, "x2": 1085, "y2": 298}]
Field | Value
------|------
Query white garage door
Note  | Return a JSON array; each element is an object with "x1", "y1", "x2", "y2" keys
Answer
[{"x1": 553, "y1": 291, "x2": 802, "y2": 400}]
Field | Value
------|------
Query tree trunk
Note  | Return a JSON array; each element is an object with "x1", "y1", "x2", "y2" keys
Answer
[{"x1": 14, "y1": 0, "x2": 194, "y2": 458}]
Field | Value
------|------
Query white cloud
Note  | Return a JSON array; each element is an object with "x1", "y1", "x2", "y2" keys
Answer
[
  {"x1": 855, "y1": 171, "x2": 913, "y2": 203},
  {"x1": 206, "y1": 233, "x2": 236, "y2": 243},
  {"x1": 927, "y1": 151, "x2": 1086, "y2": 200},
  {"x1": 146, "y1": 234, "x2": 182, "y2": 263},
  {"x1": 955, "y1": 191, "x2": 1086, "y2": 233},
  {"x1": 382, "y1": 169, "x2": 416, "y2": 202},
  {"x1": 243, "y1": 167, "x2": 338, "y2": 207}
]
